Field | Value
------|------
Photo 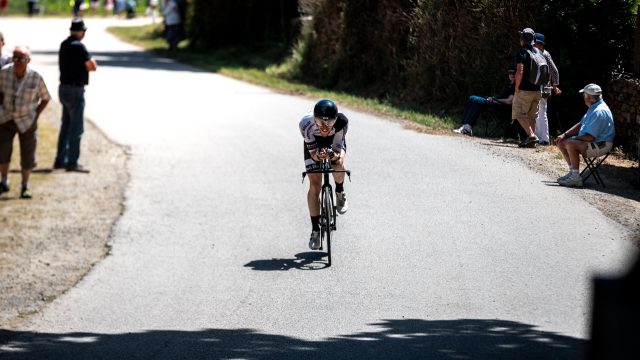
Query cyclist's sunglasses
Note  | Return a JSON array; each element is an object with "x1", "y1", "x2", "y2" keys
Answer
[{"x1": 315, "y1": 117, "x2": 336, "y2": 126}]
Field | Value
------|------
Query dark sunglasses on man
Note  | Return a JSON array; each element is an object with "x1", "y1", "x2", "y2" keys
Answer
[{"x1": 12, "y1": 55, "x2": 29, "y2": 63}]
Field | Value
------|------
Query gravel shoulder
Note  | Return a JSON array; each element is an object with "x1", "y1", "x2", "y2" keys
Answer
[
  {"x1": 0, "y1": 104, "x2": 637, "y2": 330},
  {"x1": 0, "y1": 102, "x2": 128, "y2": 329}
]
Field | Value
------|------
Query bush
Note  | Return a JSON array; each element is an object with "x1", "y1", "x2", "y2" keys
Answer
[{"x1": 300, "y1": 0, "x2": 540, "y2": 111}]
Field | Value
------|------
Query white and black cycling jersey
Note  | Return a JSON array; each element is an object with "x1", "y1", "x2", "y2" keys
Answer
[{"x1": 299, "y1": 111, "x2": 349, "y2": 152}]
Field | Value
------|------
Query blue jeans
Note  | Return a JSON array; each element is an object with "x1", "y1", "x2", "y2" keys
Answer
[
  {"x1": 461, "y1": 95, "x2": 503, "y2": 126},
  {"x1": 55, "y1": 85, "x2": 85, "y2": 168}
]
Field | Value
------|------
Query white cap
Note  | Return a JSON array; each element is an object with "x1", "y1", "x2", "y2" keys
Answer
[{"x1": 579, "y1": 83, "x2": 602, "y2": 96}]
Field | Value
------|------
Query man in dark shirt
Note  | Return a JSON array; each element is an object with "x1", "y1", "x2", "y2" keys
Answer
[
  {"x1": 54, "y1": 19, "x2": 97, "y2": 173},
  {"x1": 453, "y1": 64, "x2": 516, "y2": 136},
  {"x1": 513, "y1": 28, "x2": 542, "y2": 148}
]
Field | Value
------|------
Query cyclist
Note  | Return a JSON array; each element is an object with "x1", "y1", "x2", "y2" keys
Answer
[{"x1": 299, "y1": 99, "x2": 349, "y2": 250}]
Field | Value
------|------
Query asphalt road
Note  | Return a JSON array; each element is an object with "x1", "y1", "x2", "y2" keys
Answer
[{"x1": 0, "y1": 18, "x2": 636, "y2": 359}]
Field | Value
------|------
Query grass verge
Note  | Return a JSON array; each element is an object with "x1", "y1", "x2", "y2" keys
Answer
[{"x1": 107, "y1": 24, "x2": 458, "y2": 130}]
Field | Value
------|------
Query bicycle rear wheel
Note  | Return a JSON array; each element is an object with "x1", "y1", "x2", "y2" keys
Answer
[{"x1": 321, "y1": 186, "x2": 333, "y2": 266}]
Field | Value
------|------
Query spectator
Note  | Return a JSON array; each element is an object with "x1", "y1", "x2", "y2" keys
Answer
[
  {"x1": 0, "y1": 46, "x2": 51, "y2": 199},
  {"x1": 0, "y1": 0, "x2": 8, "y2": 16},
  {"x1": 0, "y1": 32, "x2": 11, "y2": 68},
  {"x1": 162, "y1": 0, "x2": 183, "y2": 51},
  {"x1": 124, "y1": 0, "x2": 136, "y2": 19},
  {"x1": 555, "y1": 84, "x2": 615, "y2": 188},
  {"x1": 88, "y1": 0, "x2": 100, "y2": 16},
  {"x1": 145, "y1": 0, "x2": 158, "y2": 23},
  {"x1": 114, "y1": 0, "x2": 125, "y2": 18},
  {"x1": 533, "y1": 33, "x2": 562, "y2": 145},
  {"x1": 27, "y1": 0, "x2": 38, "y2": 16},
  {"x1": 72, "y1": 0, "x2": 83, "y2": 17},
  {"x1": 104, "y1": 0, "x2": 114, "y2": 16},
  {"x1": 453, "y1": 64, "x2": 516, "y2": 136},
  {"x1": 54, "y1": 19, "x2": 97, "y2": 173},
  {"x1": 513, "y1": 28, "x2": 542, "y2": 148}
]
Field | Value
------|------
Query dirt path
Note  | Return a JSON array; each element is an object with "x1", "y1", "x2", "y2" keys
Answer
[
  {"x1": 0, "y1": 102, "x2": 128, "y2": 328},
  {"x1": 0, "y1": 106, "x2": 637, "y2": 330}
]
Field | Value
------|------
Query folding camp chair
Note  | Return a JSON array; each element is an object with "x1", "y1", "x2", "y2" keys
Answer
[
  {"x1": 581, "y1": 152, "x2": 611, "y2": 187},
  {"x1": 478, "y1": 106, "x2": 512, "y2": 138}
]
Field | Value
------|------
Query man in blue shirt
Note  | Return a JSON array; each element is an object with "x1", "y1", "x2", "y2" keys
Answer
[{"x1": 555, "y1": 83, "x2": 615, "y2": 187}]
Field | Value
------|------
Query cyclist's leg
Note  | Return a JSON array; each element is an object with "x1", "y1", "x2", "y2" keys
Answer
[
  {"x1": 307, "y1": 173, "x2": 322, "y2": 216},
  {"x1": 331, "y1": 138, "x2": 347, "y2": 185},
  {"x1": 331, "y1": 155, "x2": 345, "y2": 185},
  {"x1": 304, "y1": 143, "x2": 322, "y2": 246}
]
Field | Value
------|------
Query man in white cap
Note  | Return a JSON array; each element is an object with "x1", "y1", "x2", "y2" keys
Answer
[{"x1": 554, "y1": 83, "x2": 615, "y2": 187}]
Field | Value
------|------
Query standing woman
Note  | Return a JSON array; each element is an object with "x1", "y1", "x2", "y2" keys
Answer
[{"x1": 162, "y1": 0, "x2": 182, "y2": 51}]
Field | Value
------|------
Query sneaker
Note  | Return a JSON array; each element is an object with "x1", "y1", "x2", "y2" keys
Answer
[
  {"x1": 557, "y1": 172, "x2": 573, "y2": 182},
  {"x1": 53, "y1": 162, "x2": 66, "y2": 170},
  {"x1": 309, "y1": 230, "x2": 321, "y2": 250},
  {"x1": 20, "y1": 187, "x2": 32, "y2": 199},
  {"x1": 558, "y1": 175, "x2": 583, "y2": 188},
  {"x1": 336, "y1": 192, "x2": 348, "y2": 214},
  {"x1": 518, "y1": 135, "x2": 538, "y2": 148},
  {"x1": 65, "y1": 164, "x2": 90, "y2": 173},
  {"x1": 538, "y1": 140, "x2": 550, "y2": 146},
  {"x1": 453, "y1": 124, "x2": 472, "y2": 136},
  {"x1": 0, "y1": 182, "x2": 9, "y2": 194}
]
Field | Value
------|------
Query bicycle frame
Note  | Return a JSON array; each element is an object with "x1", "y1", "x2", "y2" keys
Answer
[{"x1": 301, "y1": 150, "x2": 351, "y2": 265}]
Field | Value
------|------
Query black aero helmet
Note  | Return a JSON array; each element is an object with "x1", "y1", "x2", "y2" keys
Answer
[{"x1": 313, "y1": 99, "x2": 338, "y2": 120}]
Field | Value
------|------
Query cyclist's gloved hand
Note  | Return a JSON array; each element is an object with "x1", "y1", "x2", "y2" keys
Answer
[{"x1": 326, "y1": 149, "x2": 336, "y2": 159}]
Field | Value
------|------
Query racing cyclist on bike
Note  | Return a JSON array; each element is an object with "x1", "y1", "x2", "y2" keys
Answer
[{"x1": 299, "y1": 99, "x2": 349, "y2": 250}]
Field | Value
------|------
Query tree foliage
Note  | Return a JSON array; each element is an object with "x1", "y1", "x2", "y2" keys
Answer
[
  {"x1": 190, "y1": 0, "x2": 299, "y2": 49},
  {"x1": 186, "y1": 0, "x2": 637, "y2": 121}
]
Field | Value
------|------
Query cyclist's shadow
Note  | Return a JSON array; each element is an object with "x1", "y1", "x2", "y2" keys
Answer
[{"x1": 244, "y1": 252, "x2": 329, "y2": 271}]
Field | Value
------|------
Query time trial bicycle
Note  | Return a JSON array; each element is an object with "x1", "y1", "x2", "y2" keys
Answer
[{"x1": 302, "y1": 149, "x2": 351, "y2": 266}]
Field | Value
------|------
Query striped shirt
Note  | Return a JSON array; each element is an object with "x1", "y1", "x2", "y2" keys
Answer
[
  {"x1": 0, "y1": 65, "x2": 51, "y2": 133},
  {"x1": 541, "y1": 49, "x2": 559, "y2": 86}
]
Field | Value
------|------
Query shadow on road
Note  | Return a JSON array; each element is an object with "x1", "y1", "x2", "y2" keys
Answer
[
  {"x1": 0, "y1": 318, "x2": 584, "y2": 359},
  {"x1": 244, "y1": 252, "x2": 329, "y2": 271},
  {"x1": 31, "y1": 50, "x2": 208, "y2": 73}
]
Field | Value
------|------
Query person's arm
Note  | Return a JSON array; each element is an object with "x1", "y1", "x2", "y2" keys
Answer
[
  {"x1": 515, "y1": 63, "x2": 523, "y2": 93},
  {"x1": 556, "y1": 122, "x2": 588, "y2": 145},
  {"x1": 35, "y1": 99, "x2": 49, "y2": 120},
  {"x1": 34, "y1": 76, "x2": 50, "y2": 120},
  {"x1": 85, "y1": 58, "x2": 97, "y2": 72},
  {"x1": 544, "y1": 52, "x2": 562, "y2": 95},
  {"x1": 495, "y1": 95, "x2": 513, "y2": 105}
]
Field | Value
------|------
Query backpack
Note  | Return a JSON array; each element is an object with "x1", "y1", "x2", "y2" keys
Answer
[{"x1": 526, "y1": 49, "x2": 550, "y2": 86}]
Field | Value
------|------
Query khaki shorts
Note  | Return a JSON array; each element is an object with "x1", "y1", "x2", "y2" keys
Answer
[
  {"x1": 0, "y1": 121, "x2": 38, "y2": 169},
  {"x1": 585, "y1": 141, "x2": 613, "y2": 158},
  {"x1": 512, "y1": 90, "x2": 541, "y2": 121}
]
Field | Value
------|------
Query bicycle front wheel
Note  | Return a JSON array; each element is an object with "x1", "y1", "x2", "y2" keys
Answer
[{"x1": 321, "y1": 186, "x2": 333, "y2": 265}]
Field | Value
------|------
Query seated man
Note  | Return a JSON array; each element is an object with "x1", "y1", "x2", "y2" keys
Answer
[
  {"x1": 555, "y1": 83, "x2": 615, "y2": 187},
  {"x1": 453, "y1": 64, "x2": 516, "y2": 136}
]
